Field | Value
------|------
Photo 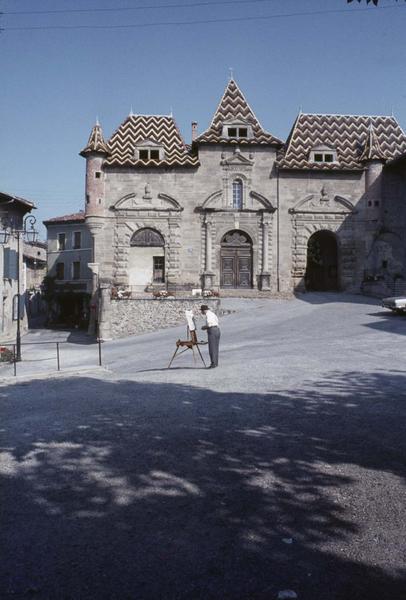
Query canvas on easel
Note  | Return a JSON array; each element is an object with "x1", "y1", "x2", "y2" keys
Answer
[{"x1": 167, "y1": 310, "x2": 207, "y2": 368}]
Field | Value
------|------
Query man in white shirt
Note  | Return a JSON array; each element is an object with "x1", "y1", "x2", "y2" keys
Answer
[{"x1": 201, "y1": 305, "x2": 220, "y2": 368}]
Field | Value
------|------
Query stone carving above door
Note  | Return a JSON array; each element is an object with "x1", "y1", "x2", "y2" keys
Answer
[
  {"x1": 289, "y1": 190, "x2": 355, "y2": 214},
  {"x1": 198, "y1": 189, "x2": 275, "y2": 212},
  {"x1": 111, "y1": 191, "x2": 183, "y2": 212}
]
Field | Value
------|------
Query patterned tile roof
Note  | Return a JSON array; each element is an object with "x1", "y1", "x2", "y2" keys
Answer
[
  {"x1": 43, "y1": 212, "x2": 85, "y2": 225},
  {"x1": 195, "y1": 79, "x2": 283, "y2": 146},
  {"x1": 104, "y1": 115, "x2": 199, "y2": 167},
  {"x1": 278, "y1": 113, "x2": 406, "y2": 170},
  {"x1": 80, "y1": 122, "x2": 109, "y2": 157},
  {"x1": 359, "y1": 123, "x2": 386, "y2": 161}
]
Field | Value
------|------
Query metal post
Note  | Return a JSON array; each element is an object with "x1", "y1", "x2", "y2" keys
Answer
[
  {"x1": 98, "y1": 337, "x2": 102, "y2": 367},
  {"x1": 56, "y1": 342, "x2": 60, "y2": 371},
  {"x1": 13, "y1": 344, "x2": 16, "y2": 376},
  {"x1": 16, "y1": 232, "x2": 22, "y2": 361}
]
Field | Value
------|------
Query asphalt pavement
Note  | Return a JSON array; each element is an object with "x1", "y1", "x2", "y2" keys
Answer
[{"x1": 1, "y1": 293, "x2": 405, "y2": 599}]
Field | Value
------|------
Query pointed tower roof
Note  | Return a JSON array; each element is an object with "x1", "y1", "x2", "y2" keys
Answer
[
  {"x1": 195, "y1": 79, "x2": 282, "y2": 146},
  {"x1": 360, "y1": 121, "x2": 386, "y2": 162},
  {"x1": 80, "y1": 121, "x2": 110, "y2": 157}
]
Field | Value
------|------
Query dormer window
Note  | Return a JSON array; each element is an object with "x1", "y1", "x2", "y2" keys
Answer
[
  {"x1": 310, "y1": 146, "x2": 337, "y2": 164},
  {"x1": 138, "y1": 148, "x2": 161, "y2": 162},
  {"x1": 228, "y1": 126, "x2": 248, "y2": 138},
  {"x1": 135, "y1": 140, "x2": 164, "y2": 162},
  {"x1": 222, "y1": 121, "x2": 253, "y2": 140}
]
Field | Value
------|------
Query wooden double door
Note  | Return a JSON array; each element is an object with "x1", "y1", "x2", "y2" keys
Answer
[{"x1": 220, "y1": 246, "x2": 252, "y2": 288}]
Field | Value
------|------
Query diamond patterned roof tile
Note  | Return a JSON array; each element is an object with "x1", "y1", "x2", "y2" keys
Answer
[
  {"x1": 195, "y1": 79, "x2": 282, "y2": 146},
  {"x1": 80, "y1": 122, "x2": 110, "y2": 157},
  {"x1": 104, "y1": 115, "x2": 199, "y2": 167},
  {"x1": 278, "y1": 113, "x2": 406, "y2": 170},
  {"x1": 360, "y1": 121, "x2": 386, "y2": 162}
]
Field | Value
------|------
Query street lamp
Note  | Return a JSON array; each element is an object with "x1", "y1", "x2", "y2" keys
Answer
[{"x1": 0, "y1": 214, "x2": 38, "y2": 361}]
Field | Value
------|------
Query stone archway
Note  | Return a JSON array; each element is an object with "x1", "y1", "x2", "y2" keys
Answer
[
  {"x1": 305, "y1": 230, "x2": 338, "y2": 291},
  {"x1": 129, "y1": 228, "x2": 165, "y2": 290},
  {"x1": 220, "y1": 230, "x2": 253, "y2": 288}
]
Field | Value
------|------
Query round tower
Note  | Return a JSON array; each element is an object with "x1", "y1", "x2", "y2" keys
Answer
[{"x1": 80, "y1": 120, "x2": 109, "y2": 217}]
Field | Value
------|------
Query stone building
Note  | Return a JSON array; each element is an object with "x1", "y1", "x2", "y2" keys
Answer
[{"x1": 78, "y1": 79, "x2": 406, "y2": 337}]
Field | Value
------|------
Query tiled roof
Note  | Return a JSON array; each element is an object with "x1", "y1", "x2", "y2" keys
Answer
[
  {"x1": 195, "y1": 79, "x2": 282, "y2": 146},
  {"x1": 43, "y1": 212, "x2": 85, "y2": 225},
  {"x1": 80, "y1": 122, "x2": 109, "y2": 157},
  {"x1": 0, "y1": 191, "x2": 36, "y2": 210},
  {"x1": 104, "y1": 115, "x2": 199, "y2": 167},
  {"x1": 360, "y1": 123, "x2": 386, "y2": 161},
  {"x1": 278, "y1": 113, "x2": 406, "y2": 170}
]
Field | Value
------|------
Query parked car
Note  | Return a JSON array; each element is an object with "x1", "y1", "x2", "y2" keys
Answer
[{"x1": 382, "y1": 296, "x2": 406, "y2": 314}]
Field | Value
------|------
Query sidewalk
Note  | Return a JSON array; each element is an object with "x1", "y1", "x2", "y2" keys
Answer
[{"x1": 0, "y1": 328, "x2": 103, "y2": 380}]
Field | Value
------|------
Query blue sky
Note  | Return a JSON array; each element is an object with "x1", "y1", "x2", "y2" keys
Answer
[{"x1": 1, "y1": 0, "x2": 406, "y2": 237}]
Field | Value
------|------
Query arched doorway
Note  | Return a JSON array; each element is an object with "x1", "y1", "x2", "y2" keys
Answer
[
  {"x1": 220, "y1": 230, "x2": 252, "y2": 288},
  {"x1": 305, "y1": 230, "x2": 338, "y2": 291},
  {"x1": 129, "y1": 228, "x2": 165, "y2": 290}
]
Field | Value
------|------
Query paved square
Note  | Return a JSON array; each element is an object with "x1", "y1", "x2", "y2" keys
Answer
[{"x1": 1, "y1": 294, "x2": 406, "y2": 599}]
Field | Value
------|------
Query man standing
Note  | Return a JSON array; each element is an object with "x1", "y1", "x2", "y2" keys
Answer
[{"x1": 201, "y1": 304, "x2": 220, "y2": 368}]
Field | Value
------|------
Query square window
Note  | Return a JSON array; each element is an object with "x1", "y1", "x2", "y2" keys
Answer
[
  {"x1": 238, "y1": 128, "x2": 248, "y2": 137},
  {"x1": 382, "y1": 260, "x2": 388, "y2": 269},
  {"x1": 374, "y1": 200, "x2": 380, "y2": 207},
  {"x1": 324, "y1": 154, "x2": 334, "y2": 163},
  {"x1": 228, "y1": 127, "x2": 237, "y2": 137},
  {"x1": 139, "y1": 149, "x2": 149, "y2": 161},
  {"x1": 95, "y1": 171, "x2": 101, "y2": 179},
  {"x1": 58, "y1": 233, "x2": 66, "y2": 251},
  {"x1": 150, "y1": 150, "x2": 159, "y2": 160},
  {"x1": 314, "y1": 153, "x2": 323, "y2": 162}
]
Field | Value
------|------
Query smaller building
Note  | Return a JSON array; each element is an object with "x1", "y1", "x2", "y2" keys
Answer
[
  {"x1": 23, "y1": 240, "x2": 47, "y2": 321},
  {"x1": 43, "y1": 212, "x2": 93, "y2": 327},
  {"x1": 0, "y1": 191, "x2": 36, "y2": 341}
]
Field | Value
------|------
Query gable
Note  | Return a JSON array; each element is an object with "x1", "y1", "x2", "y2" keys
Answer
[
  {"x1": 112, "y1": 189, "x2": 183, "y2": 212},
  {"x1": 195, "y1": 79, "x2": 283, "y2": 146},
  {"x1": 289, "y1": 189, "x2": 355, "y2": 214}
]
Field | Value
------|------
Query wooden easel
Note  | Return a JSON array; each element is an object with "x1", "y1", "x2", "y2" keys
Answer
[{"x1": 167, "y1": 327, "x2": 207, "y2": 368}]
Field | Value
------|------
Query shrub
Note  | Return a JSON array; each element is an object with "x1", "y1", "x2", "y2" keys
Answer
[{"x1": 0, "y1": 347, "x2": 14, "y2": 362}]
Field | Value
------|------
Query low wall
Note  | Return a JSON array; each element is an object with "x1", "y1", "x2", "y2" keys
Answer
[{"x1": 110, "y1": 297, "x2": 220, "y2": 338}]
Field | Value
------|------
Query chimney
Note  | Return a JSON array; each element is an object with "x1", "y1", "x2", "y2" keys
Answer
[{"x1": 191, "y1": 121, "x2": 198, "y2": 142}]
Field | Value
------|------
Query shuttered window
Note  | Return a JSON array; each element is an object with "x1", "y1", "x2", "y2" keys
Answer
[{"x1": 3, "y1": 248, "x2": 18, "y2": 280}]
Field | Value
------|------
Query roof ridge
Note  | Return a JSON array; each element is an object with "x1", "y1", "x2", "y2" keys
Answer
[{"x1": 301, "y1": 112, "x2": 398, "y2": 119}]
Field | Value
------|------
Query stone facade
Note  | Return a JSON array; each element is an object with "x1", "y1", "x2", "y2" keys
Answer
[
  {"x1": 76, "y1": 79, "x2": 406, "y2": 338},
  {"x1": 109, "y1": 297, "x2": 220, "y2": 338}
]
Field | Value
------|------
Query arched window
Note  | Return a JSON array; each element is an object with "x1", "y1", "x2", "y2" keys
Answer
[
  {"x1": 130, "y1": 228, "x2": 164, "y2": 247},
  {"x1": 232, "y1": 179, "x2": 243, "y2": 209}
]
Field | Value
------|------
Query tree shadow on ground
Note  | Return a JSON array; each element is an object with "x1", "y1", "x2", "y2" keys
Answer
[
  {"x1": 294, "y1": 292, "x2": 379, "y2": 306},
  {"x1": 1, "y1": 370, "x2": 405, "y2": 599}
]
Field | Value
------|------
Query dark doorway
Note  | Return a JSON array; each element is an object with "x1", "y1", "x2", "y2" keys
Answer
[
  {"x1": 220, "y1": 230, "x2": 252, "y2": 288},
  {"x1": 305, "y1": 230, "x2": 338, "y2": 291}
]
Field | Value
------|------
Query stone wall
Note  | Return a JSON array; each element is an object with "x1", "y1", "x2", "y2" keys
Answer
[{"x1": 110, "y1": 297, "x2": 220, "y2": 338}]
